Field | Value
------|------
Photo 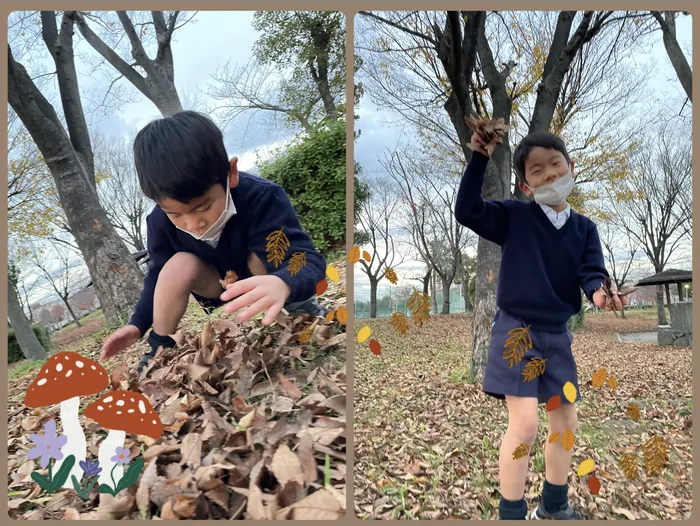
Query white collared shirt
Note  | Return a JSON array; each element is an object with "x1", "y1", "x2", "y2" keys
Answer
[{"x1": 539, "y1": 203, "x2": 571, "y2": 229}]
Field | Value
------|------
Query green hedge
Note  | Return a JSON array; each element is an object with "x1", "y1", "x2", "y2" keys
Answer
[{"x1": 8, "y1": 325, "x2": 51, "y2": 364}]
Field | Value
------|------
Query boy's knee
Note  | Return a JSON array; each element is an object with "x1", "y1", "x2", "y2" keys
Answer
[
  {"x1": 510, "y1": 418, "x2": 539, "y2": 444},
  {"x1": 160, "y1": 252, "x2": 204, "y2": 286}
]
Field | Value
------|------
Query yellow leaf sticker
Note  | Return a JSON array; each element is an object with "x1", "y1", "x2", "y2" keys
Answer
[
  {"x1": 357, "y1": 325, "x2": 371, "y2": 344},
  {"x1": 326, "y1": 265, "x2": 340, "y2": 283},
  {"x1": 563, "y1": 381, "x2": 577, "y2": 404},
  {"x1": 577, "y1": 458, "x2": 595, "y2": 477}
]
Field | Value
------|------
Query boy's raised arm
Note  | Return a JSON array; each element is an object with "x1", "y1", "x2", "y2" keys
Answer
[
  {"x1": 247, "y1": 184, "x2": 326, "y2": 303},
  {"x1": 578, "y1": 220, "x2": 609, "y2": 303},
  {"x1": 454, "y1": 150, "x2": 510, "y2": 246},
  {"x1": 128, "y1": 212, "x2": 176, "y2": 337}
]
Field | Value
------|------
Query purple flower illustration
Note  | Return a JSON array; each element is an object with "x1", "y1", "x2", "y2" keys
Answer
[
  {"x1": 110, "y1": 447, "x2": 131, "y2": 466},
  {"x1": 79, "y1": 458, "x2": 102, "y2": 478},
  {"x1": 27, "y1": 420, "x2": 67, "y2": 468}
]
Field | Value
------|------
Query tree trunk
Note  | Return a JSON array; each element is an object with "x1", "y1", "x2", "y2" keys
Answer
[
  {"x1": 8, "y1": 47, "x2": 145, "y2": 328},
  {"x1": 8, "y1": 280, "x2": 47, "y2": 361},
  {"x1": 369, "y1": 279, "x2": 378, "y2": 318},
  {"x1": 656, "y1": 285, "x2": 668, "y2": 325},
  {"x1": 462, "y1": 279, "x2": 471, "y2": 312},
  {"x1": 441, "y1": 277, "x2": 452, "y2": 314},
  {"x1": 430, "y1": 270, "x2": 438, "y2": 314},
  {"x1": 61, "y1": 296, "x2": 82, "y2": 327},
  {"x1": 422, "y1": 267, "x2": 432, "y2": 295},
  {"x1": 309, "y1": 21, "x2": 339, "y2": 120},
  {"x1": 653, "y1": 11, "x2": 692, "y2": 103}
]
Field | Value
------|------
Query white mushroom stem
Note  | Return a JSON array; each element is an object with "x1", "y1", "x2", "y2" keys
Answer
[
  {"x1": 97, "y1": 429, "x2": 126, "y2": 487},
  {"x1": 53, "y1": 396, "x2": 86, "y2": 489}
]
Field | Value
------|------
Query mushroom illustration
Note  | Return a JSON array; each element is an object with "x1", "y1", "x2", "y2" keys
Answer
[
  {"x1": 83, "y1": 390, "x2": 163, "y2": 486},
  {"x1": 23, "y1": 351, "x2": 109, "y2": 489}
]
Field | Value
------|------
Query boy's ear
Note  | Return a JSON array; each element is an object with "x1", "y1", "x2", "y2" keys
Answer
[
  {"x1": 518, "y1": 181, "x2": 532, "y2": 197},
  {"x1": 570, "y1": 159, "x2": 576, "y2": 180},
  {"x1": 228, "y1": 157, "x2": 240, "y2": 188}
]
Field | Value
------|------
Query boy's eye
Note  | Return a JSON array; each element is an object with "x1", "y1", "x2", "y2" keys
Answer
[{"x1": 198, "y1": 204, "x2": 212, "y2": 212}]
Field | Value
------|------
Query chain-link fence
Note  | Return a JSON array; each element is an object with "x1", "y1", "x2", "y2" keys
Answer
[{"x1": 354, "y1": 285, "x2": 467, "y2": 319}]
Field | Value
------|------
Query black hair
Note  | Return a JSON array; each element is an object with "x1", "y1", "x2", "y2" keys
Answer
[
  {"x1": 512, "y1": 131, "x2": 570, "y2": 185},
  {"x1": 133, "y1": 110, "x2": 230, "y2": 203}
]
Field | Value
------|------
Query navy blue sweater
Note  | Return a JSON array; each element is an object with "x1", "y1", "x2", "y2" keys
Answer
[
  {"x1": 454, "y1": 151, "x2": 608, "y2": 332},
  {"x1": 129, "y1": 172, "x2": 326, "y2": 336}
]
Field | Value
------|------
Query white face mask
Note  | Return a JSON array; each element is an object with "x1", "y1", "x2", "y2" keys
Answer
[
  {"x1": 525, "y1": 170, "x2": 575, "y2": 206},
  {"x1": 177, "y1": 185, "x2": 237, "y2": 245}
]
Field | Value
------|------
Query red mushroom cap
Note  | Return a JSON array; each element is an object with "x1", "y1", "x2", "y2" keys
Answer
[
  {"x1": 83, "y1": 390, "x2": 163, "y2": 440},
  {"x1": 24, "y1": 352, "x2": 109, "y2": 408}
]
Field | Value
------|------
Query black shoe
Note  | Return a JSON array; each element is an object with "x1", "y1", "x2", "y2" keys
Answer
[
  {"x1": 286, "y1": 297, "x2": 328, "y2": 317},
  {"x1": 137, "y1": 349, "x2": 157, "y2": 374},
  {"x1": 530, "y1": 502, "x2": 583, "y2": 520}
]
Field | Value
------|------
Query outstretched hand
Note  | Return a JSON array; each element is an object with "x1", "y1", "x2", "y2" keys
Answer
[
  {"x1": 470, "y1": 133, "x2": 490, "y2": 157},
  {"x1": 220, "y1": 275, "x2": 291, "y2": 325}
]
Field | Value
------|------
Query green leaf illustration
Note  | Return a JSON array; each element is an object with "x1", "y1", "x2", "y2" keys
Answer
[
  {"x1": 115, "y1": 457, "x2": 145, "y2": 494},
  {"x1": 71, "y1": 475, "x2": 86, "y2": 498},
  {"x1": 48, "y1": 455, "x2": 76, "y2": 492},
  {"x1": 98, "y1": 483, "x2": 116, "y2": 496},
  {"x1": 31, "y1": 472, "x2": 51, "y2": 491}
]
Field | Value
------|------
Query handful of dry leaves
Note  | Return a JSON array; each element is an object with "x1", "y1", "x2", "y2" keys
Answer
[
  {"x1": 598, "y1": 277, "x2": 637, "y2": 316},
  {"x1": 219, "y1": 270, "x2": 238, "y2": 290},
  {"x1": 465, "y1": 115, "x2": 511, "y2": 156}
]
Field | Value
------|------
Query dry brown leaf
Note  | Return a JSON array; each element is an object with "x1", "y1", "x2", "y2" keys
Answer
[
  {"x1": 63, "y1": 508, "x2": 81, "y2": 520},
  {"x1": 278, "y1": 373, "x2": 303, "y2": 400},
  {"x1": 287, "y1": 488, "x2": 344, "y2": 520},
  {"x1": 271, "y1": 444, "x2": 305, "y2": 486},
  {"x1": 136, "y1": 458, "x2": 159, "y2": 514},
  {"x1": 205, "y1": 484, "x2": 230, "y2": 510},
  {"x1": 465, "y1": 115, "x2": 511, "y2": 155},
  {"x1": 319, "y1": 394, "x2": 346, "y2": 415},
  {"x1": 180, "y1": 433, "x2": 203, "y2": 470},
  {"x1": 297, "y1": 432, "x2": 318, "y2": 483},
  {"x1": 247, "y1": 484, "x2": 267, "y2": 520},
  {"x1": 200, "y1": 321, "x2": 213, "y2": 349},
  {"x1": 613, "y1": 507, "x2": 637, "y2": 520},
  {"x1": 299, "y1": 328, "x2": 313, "y2": 344}
]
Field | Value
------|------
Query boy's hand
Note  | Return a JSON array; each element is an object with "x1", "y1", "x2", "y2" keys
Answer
[
  {"x1": 100, "y1": 325, "x2": 141, "y2": 360},
  {"x1": 220, "y1": 275, "x2": 292, "y2": 325},
  {"x1": 593, "y1": 288, "x2": 628, "y2": 311},
  {"x1": 470, "y1": 132, "x2": 490, "y2": 157}
]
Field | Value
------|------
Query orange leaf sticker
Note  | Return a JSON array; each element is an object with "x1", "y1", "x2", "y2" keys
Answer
[
  {"x1": 362, "y1": 250, "x2": 371, "y2": 262},
  {"x1": 298, "y1": 328, "x2": 313, "y2": 344},
  {"x1": 316, "y1": 279, "x2": 328, "y2": 296},
  {"x1": 588, "y1": 473, "x2": 601, "y2": 495},
  {"x1": 369, "y1": 339, "x2": 381, "y2": 356},
  {"x1": 546, "y1": 395, "x2": 562, "y2": 412},
  {"x1": 335, "y1": 306, "x2": 349, "y2": 325},
  {"x1": 561, "y1": 429, "x2": 575, "y2": 451},
  {"x1": 266, "y1": 228, "x2": 290, "y2": 269},
  {"x1": 548, "y1": 432, "x2": 561, "y2": 444},
  {"x1": 384, "y1": 267, "x2": 398, "y2": 284},
  {"x1": 349, "y1": 246, "x2": 361, "y2": 264},
  {"x1": 608, "y1": 375, "x2": 618, "y2": 391},
  {"x1": 512, "y1": 443, "x2": 530, "y2": 460},
  {"x1": 287, "y1": 251, "x2": 307, "y2": 276},
  {"x1": 591, "y1": 368, "x2": 607, "y2": 388},
  {"x1": 503, "y1": 326, "x2": 532, "y2": 368},
  {"x1": 325, "y1": 309, "x2": 335, "y2": 323}
]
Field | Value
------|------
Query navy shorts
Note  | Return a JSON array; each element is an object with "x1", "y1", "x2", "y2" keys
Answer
[{"x1": 482, "y1": 309, "x2": 582, "y2": 405}]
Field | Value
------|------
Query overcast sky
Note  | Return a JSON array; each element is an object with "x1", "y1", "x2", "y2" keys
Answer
[{"x1": 353, "y1": 13, "x2": 693, "y2": 303}]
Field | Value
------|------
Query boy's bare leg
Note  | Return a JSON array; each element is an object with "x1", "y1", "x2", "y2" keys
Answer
[
  {"x1": 152, "y1": 252, "x2": 223, "y2": 335},
  {"x1": 545, "y1": 403, "x2": 577, "y2": 485},
  {"x1": 500, "y1": 395, "x2": 540, "y2": 501}
]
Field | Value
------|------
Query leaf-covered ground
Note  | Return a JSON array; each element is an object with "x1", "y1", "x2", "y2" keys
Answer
[
  {"x1": 354, "y1": 310, "x2": 692, "y2": 520},
  {"x1": 8, "y1": 262, "x2": 347, "y2": 520}
]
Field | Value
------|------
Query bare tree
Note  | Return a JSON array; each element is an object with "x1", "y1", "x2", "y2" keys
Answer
[
  {"x1": 381, "y1": 146, "x2": 476, "y2": 313},
  {"x1": 356, "y1": 175, "x2": 406, "y2": 317},
  {"x1": 69, "y1": 11, "x2": 194, "y2": 117},
  {"x1": 608, "y1": 122, "x2": 692, "y2": 324},
  {"x1": 28, "y1": 240, "x2": 90, "y2": 327},
  {"x1": 94, "y1": 132, "x2": 152, "y2": 251},
  {"x1": 9, "y1": 12, "x2": 145, "y2": 327},
  {"x1": 598, "y1": 220, "x2": 639, "y2": 318}
]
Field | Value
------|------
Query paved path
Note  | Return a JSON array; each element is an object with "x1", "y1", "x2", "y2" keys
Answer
[{"x1": 617, "y1": 331, "x2": 657, "y2": 343}]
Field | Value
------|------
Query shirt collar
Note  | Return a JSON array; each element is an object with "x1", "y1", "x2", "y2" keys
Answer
[{"x1": 539, "y1": 202, "x2": 570, "y2": 218}]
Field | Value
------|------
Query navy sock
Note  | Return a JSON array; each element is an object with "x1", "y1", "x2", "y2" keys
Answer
[
  {"x1": 499, "y1": 497, "x2": 527, "y2": 520},
  {"x1": 542, "y1": 480, "x2": 568, "y2": 513},
  {"x1": 146, "y1": 330, "x2": 176, "y2": 354}
]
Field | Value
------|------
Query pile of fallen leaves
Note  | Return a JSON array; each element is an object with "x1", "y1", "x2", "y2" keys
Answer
[
  {"x1": 8, "y1": 264, "x2": 347, "y2": 520},
  {"x1": 354, "y1": 311, "x2": 691, "y2": 520}
]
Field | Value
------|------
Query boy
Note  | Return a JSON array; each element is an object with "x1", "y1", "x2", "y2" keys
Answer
[
  {"x1": 454, "y1": 130, "x2": 628, "y2": 520},
  {"x1": 101, "y1": 111, "x2": 327, "y2": 371}
]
